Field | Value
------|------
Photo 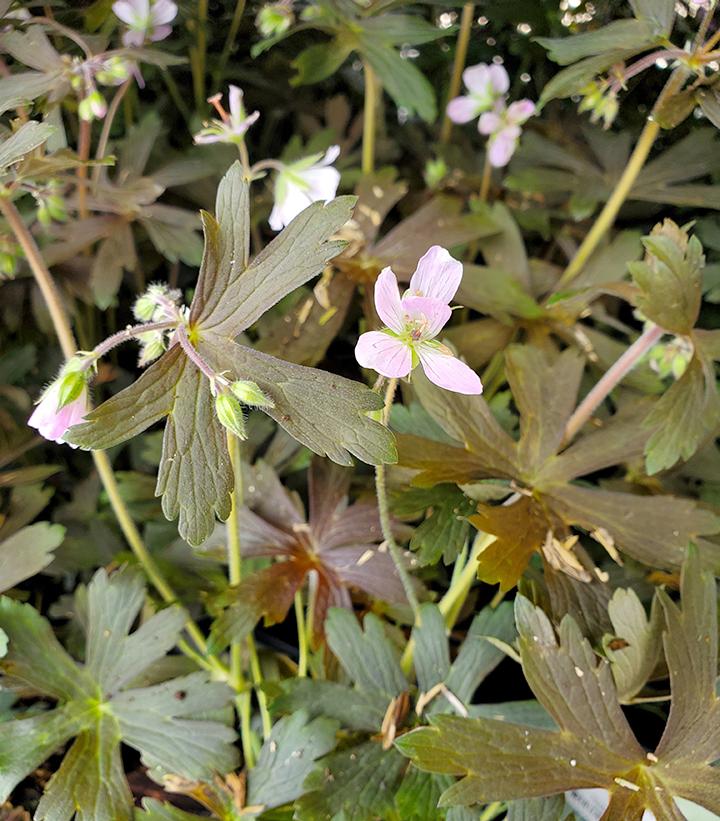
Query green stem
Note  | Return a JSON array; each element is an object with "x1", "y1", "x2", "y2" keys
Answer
[
  {"x1": 226, "y1": 433, "x2": 245, "y2": 689},
  {"x1": 439, "y1": 532, "x2": 495, "y2": 626},
  {"x1": 362, "y1": 62, "x2": 379, "y2": 175},
  {"x1": 557, "y1": 117, "x2": 660, "y2": 289},
  {"x1": 0, "y1": 194, "x2": 226, "y2": 677},
  {"x1": 191, "y1": 0, "x2": 209, "y2": 111},
  {"x1": 248, "y1": 636, "x2": 272, "y2": 739},
  {"x1": 92, "y1": 78, "x2": 131, "y2": 186},
  {"x1": 440, "y1": 2, "x2": 474, "y2": 144},
  {"x1": 479, "y1": 152, "x2": 492, "y2": 203},
  {"x1": 212, "y1": 0, "x2": 246, "y2": 90},
  {"x1": 375, "y1": 378, "x2": 421, "y2": 623},
  {"x1": 295, "y1": 591, "x2": 308, "y2": 677}
]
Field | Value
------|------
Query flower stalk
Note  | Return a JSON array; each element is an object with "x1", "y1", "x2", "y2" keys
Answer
[
  {"x1": 362, "y1": 62, "x2": 379, "y2": 175},
  {"x1": 440, "y1": 2, "x2": 475, "y2": 144}
]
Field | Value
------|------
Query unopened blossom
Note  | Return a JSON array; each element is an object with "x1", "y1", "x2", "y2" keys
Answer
[
  {"x1": 355, "y1": 246, "x2": 483, "y2": 395},
  {"x1": 268, "y1": 145, "x2": 341, "y2": 231},
  {"x1": 256, "y1": 1, "x2": 294, "y2": 37},
  {"x1": 446, "y1": 63, "x2": 509, "y2": 124},
  {"x1": 194, "y1": 86, "x2": 259, "y2": 145},
  {"x1": 112, "y1": 0, "x2": 178, "y2": 47},
  {"x1": 479, "y1": 99, "x2": 535, "y2": 167},
  {"x1": 29, "y1": 379, "x2": 90, "y2": 447}
]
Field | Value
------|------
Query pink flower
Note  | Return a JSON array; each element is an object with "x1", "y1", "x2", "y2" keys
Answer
[
  {"x1": 446, "y1": 63, "x2": 509, "y2": 124},
  {"x1": 194, "y1": 86, "x2": 259, "y2": 145},
  {"x1": 113, "y1": 0, "x2": 177, "y2": 47},
  {"x1": 355, "y1": 246, "x2": 483, "y2": 395},
  {"x1": 28, "y1": 381, "x2": 90, "y2": 447},
  {"x1": 479, "y1": 99, "x2": 535, "y2": 167}
]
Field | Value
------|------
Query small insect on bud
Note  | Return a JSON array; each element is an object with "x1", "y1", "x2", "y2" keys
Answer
[
  {"x1": 214, "y1": 392, "x2": 248, "y2": 440},
  {"x1": 230, "y1": 380, "x2": 274, "y2": 408}
]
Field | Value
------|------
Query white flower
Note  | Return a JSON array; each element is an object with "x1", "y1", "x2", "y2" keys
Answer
[
  {"x1": 194, "y1": 86, "x2": 259, "y2": 145},
  {"x1": 113, "y1": 0, "x2": 178, "y2": 47},
  {"x1": 268, "y1": 145, "x2": 340, "y2": 231}
]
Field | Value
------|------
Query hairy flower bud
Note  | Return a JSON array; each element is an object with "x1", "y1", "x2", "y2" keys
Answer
[
  {"x1": 256, "y1": 2, "x2": 294, "y2": 37},
  {"x1": 78, "y1": 90, "x2": 107, "y2": 122},
  {"x1": 230, "y1": 380, "x2": 274, "y2": 408},
  {"x1": 214, "y1": 393, "x2": 248, "y2": 440}
]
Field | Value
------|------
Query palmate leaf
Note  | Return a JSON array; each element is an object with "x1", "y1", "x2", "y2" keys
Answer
[
  {"x1": 0, "y1": 567, "x2": 238, "y2": 821},
  {"x1": 69, "y1": 162, "x2": 394, "y2": 544},
  {"x1": 397, "y1": 550, "x2": 720, "y2": 818},
  {"x1": 398, "y1": 348, "x2": 720, "y2": 588},
  {"x1": 0, "y1": 521, "x2": 65, "y2": 593}
]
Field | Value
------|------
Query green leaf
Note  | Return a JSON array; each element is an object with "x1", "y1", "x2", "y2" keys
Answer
[
  {"x1": 538, "y1": 51, "x2": 639, "y2": 105},
  {"x1": 297, "y1": 741, "x2": 407, "y2": 821},
  {"x1": 643, "y1": 354, "x2": 720, "y2": 475},
  {"x1": 292, "y1": 37, "x2": 354, "y2": 85},
  {"x1": 189, "y1": 162, "x2": 354, "y2": 338},
  {"x1": 506, "y1": 795, "x2": 569, "y2": 821},
  {"x1": 0, "y1": 71, "x2": 58, "y2": 116},
  {"x1": 247, "y1": 710, "x2": 338, "y2": 810},
  {"x1": 602, "y1": 588, "x2": 663, "y2": 703},
  {"x1": 198, "y1": 335, "x2": 396, "y2": 467},
  {"x1": 402, "y1": 485, "x2": 475, "y2": 565},
  {"x1": 628, "y1": 220, "x2": 704, "y2": 335},
  {"x1": 358, "y1": 36, "x2": 436, "y2": 122},
  {"x1": 535, "y1": 19, "x2": 657, "y2": 66},
  {"x1": 67, "y1": 346, "x2": 185, "y2": 449},
  {"x1": 0, "y1": 522, "x2": 65, "y2": 593},
  {"x1": 395, "y1": 767, "x2": 455, "y2": 820},
  {"x1": 412, "y1": 604, "x2": 451, "y2": 694},
  {"x1": 90, "y1": 223, "x2": 136, "y2": 309},
  {"x1": 630, "y1": 0, "x2": 675, "y2": 35},
  {"x1": 325, "y1": 608, "x2": 406, "y2": 701},
  {"x1": 0, "y1": 568, "x2": 238, "y2": 820},
  {"x1": 360, "y1": 15, "x2": 453, "y2": 45},
  {"x1": 456, "y1": 265, "x2": 544, "y2": 323},
  {"x1": 271, "y1": 678, "x2": 386, "y2": 731},
  {"x1": 137, "y1": 800, "x2": 202, "y2": 821},
  {"x1": 155, "y1": 358, "x2": 233, "y2": 546},
  {"x1": 0, "y1": 120, "x2": 54, "y2": 170}
]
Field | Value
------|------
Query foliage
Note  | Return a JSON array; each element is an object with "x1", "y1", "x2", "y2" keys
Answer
[{"x1": 1, "y1": 0, "x2": 720, "y2": 818}]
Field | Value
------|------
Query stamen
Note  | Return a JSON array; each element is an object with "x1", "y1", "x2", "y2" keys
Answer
[{"x1": 207, "y1": 93, "x2": 228, "y2": 121}]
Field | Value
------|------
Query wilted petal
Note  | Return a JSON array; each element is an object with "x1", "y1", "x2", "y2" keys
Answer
[
  {"x1": 446, "y1": 95, "x2": 479, "y2": 124},
  {"x1": 401, "y1": 296, "x2": 452, "y2": 340},
  {"x1": 408, "y1": 245, "x2": 463, "y2": 303},
  {"x1": 355, "y1": 331, "x2": 412, "y2": 378},
  {"x1": 374, "y1": 267, "x2": 405, "y2": 332},
  {"x1": 507, "y1": 98, "x2": 535, "y2": 125},
  {"x1": 417, "y1": 344, "x2": 483, "y2": 394}
]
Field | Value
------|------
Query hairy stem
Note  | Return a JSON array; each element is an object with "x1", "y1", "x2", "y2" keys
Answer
[
  {"x1": 176, "y1": 323, "x2": 218, "y2": 382},
  {"x1": 439, "y1": 3, "x2": 474, "y2": 144},
  {"x1": 76, "y1": 118, "x2": 91, "y2": 220},
  {"x1": 362, "y1": 62, "x2": 379, "y2": 175},
  {"x1": 1, "y1": 195, "x2": 224, "y2": 674},
  {"x1": 557, "y1": 118, "x2": 660, "y2": 289},
  {"x1": 294, "y1": 590, "x2": 308, "y2": 677},
  {"x1": 375, "y1": 378, "x2": 421, "y2": 624},
  {"x1": 226, "y1": 432, "x2": 246, "y2": 687},
  {"x1": 562, "y1": 323, "x2": 664, "y2": 444},
  {"x1": 88, "y1": 319, "x2": 178, "y2": 362}
]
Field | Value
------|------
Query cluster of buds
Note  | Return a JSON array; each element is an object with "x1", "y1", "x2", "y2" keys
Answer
[
  {"x1": 0, "y1": 235, "x2": 19, "y2": 278},
  {"x1": 212, "y1": 378, "x2": 275, "y2": 440},
  {"x1": 648, "y1": 335, "x2": 694, "y2": 380},
  {"x1": 133, "y1": 283, "x2": 183, "y2": 366},
  {"x1": 69, "y1": 55, "x2": 133, "y2": 122},
  {"x1": 256, "y1": 0, "x2": 294, "y2": 37},
  {"x1": 28, "y1": 355, "x2": 94, "y2": 446},
  {"x1": 578, "y1": 80, "x2": 619, "y2": 130}
]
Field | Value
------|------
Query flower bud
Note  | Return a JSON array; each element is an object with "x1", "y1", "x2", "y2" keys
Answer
[
  {"x1": 137, "y1": 331, "x2": 166, "y2": 367},
  {"x1": 56, "y1": 367, "x2": 88, "y2": 410},
  {"x1": 0, "y1": 251, "x2": 16, "y2": 277},
  {"x1": 78, "y1": 90, "x2": 107, "y2": 122},
  {"x1": 230, "y1": 380, "x2": 274, "y2": 408},
  {"x1": 133, "y1": 293, "x2": 157, "y2": 322},
  {"x1": 256, "y1": 2, "x2": 294, "y2": 37},
  {"x1": 214, "y1": 393, "x2": 248, "y2": 440},
  {"x1": 96, "y1": 56, "x2": 131, "y2": 86}
]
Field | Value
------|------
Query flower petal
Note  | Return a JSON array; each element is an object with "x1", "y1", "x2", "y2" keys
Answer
[
  {"x1": 408, "y1": 245, "x2": 463, "y2": 303},
  {"x1": 318, "y1": 144, "x2": 341, "y2": 166},
  {"x1": 151, "y1": 0, "x2": 178, "y2": 25},
  {"x1": 269, "y1": 180, "x2": 312, "y2": 230},
  {"x1": 446, "y1": 95, "x2": 479, "y2": 124},
  {"x1": 488, "y1": 64, "x2": 510, "y2": 95},
  {"x1": 478, "y1": 110, "x2": 502, "y2": 135},
  {"x1": 507, "y1": 99, "x2": 535, "y2": 125},
  {"x1": 401, "y1": 296, "x2": 452, "y2": 339},
  {"x1": 488, "y1": 128, "x2": 519, "y2": 167},
  {"x1": 462, "y1": 63, "x2": 490, "y2": 95},
  {"x1": 355, "y1": 332, "x2": 412, "y2": 378},
  {"x1": 374, "y1": 267, "x2": 405, "y2": 333},
  {"x1": 112, "y1": 0, "x2": 139, "y2": 24},
  {"x1": 302, "y1": 166, "x2": 341, "y2": 202},
  {"x1": 417, "y1": 344, "x2": 483, "y2": 394}
]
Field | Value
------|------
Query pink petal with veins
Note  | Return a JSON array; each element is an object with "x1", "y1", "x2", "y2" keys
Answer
[
  {"x1": 400, "y1": 296, "x2": 452, "y2": 340},
  {"x1": 374, "y1": 267, "x2": 405, "y2": 333},
  {"x1": 355, "y1": 332, "x2": 412, "y2": 378},
  {"x1": 417, "y1": 345, "x2": 483, "y2": 394},
  {"x1": 408, "y1": 245, "x2": 463, "y2": 303}
]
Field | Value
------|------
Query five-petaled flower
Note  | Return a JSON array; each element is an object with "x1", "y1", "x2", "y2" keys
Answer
[
  {"x1": 446, "y1": 63, "x2": 509, "y2": 125},
  {"x1": 112, "y1": 0, "x2": 178, "y2": 47},
  {"x1": 28, "y1": 379, "x2": 90, "y2": 447},
  {"x1": 480, "y1": 99, "x2": 535, "y2": 167},
  {"x1": 194, "y1": 86, "x2": 260, "y2": 145},
  {"x1": 269, "y1": 146, "x2": 341, "y2": 231},
  {"x1": 355, "y1": 246, "x2": 483, "y2": 395}
]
